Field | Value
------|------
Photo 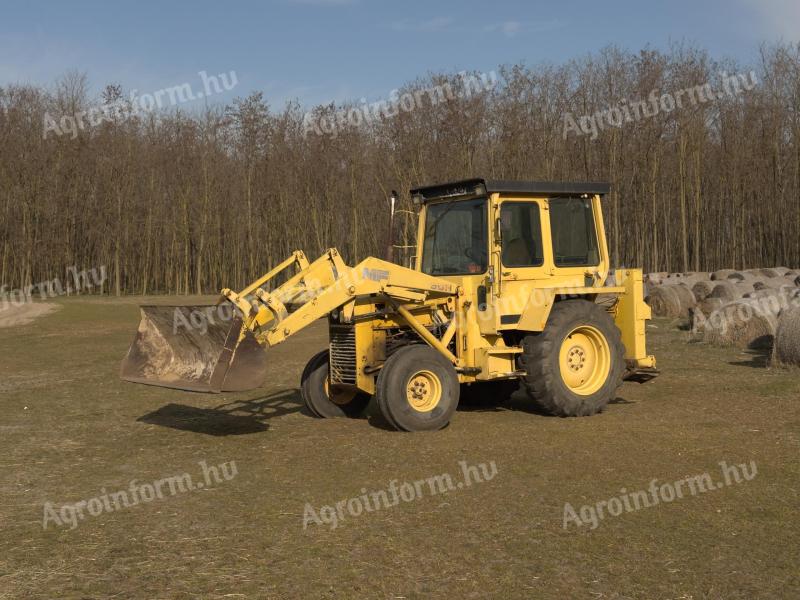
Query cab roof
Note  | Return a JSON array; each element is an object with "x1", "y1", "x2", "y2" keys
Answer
[{"x1": 410, "y1": 178, "x2": 611, "y2": 202}]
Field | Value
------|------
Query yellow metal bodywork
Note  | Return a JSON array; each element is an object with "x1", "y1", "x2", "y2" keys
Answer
[
  {"x1": 212, "y1": 190, "x2": 654, "y2": 396},
  {"x1": 613, "y1": 269, "x2": 656, "y2": 368}
]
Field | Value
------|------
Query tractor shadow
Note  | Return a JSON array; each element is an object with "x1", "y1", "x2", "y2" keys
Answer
[{"x1": 137, "y1": 388, "x2": 304, "y2": 436}]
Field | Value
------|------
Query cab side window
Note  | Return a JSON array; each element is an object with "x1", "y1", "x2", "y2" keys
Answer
[
  {"x1": 500, "y1": 202, "x2": 544, "y2": 267},
  {"x1": 549, "y1": 197, "x2": 600, "y2": 267}
]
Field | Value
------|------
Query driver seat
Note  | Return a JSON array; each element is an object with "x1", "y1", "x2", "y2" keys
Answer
[{"x1": 502, "y1": 237, "x2": 534, "y2": 266}]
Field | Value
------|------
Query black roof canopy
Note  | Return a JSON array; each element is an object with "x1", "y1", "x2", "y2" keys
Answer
[{"x1": 410, "y1": 178, "x2": 611, "y2": 201}]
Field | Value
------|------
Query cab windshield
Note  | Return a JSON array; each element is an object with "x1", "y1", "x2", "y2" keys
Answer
[{"x1": 421, "y1": 198, "x2": 487, "y2": 275}]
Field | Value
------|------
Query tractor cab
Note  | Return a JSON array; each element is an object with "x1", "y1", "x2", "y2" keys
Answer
[{"x1": 412, "y1": 178, "x2": 612, "y2": 299}]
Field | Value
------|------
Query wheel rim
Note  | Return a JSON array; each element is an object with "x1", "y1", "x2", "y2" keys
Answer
[
  {"x1": 558, "y1": 325, "x2": 611, "y2": 396},
  {"x1": 406, "y1": 370, "x2": 442, "y2": 412},
  {"x1": 324, "y1": 377, "x2": 357, "y2": 406}
]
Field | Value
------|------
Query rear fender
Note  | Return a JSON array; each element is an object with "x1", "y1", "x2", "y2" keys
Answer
[{"x1": 514, "y1": 287, "x2": 621, "y2": 332}]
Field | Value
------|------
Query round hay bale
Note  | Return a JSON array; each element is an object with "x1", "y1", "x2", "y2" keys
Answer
[
  {"x1": 711, "y1": 269, "x2": 736, "y2": 281},
  {"x1": 703, "y1": 298, "x2": 779, "y2": 350},
  {"x1": 736, "y1": 282, "x2": 756, "y2": 295},
  {"x1": 758, "y1": 268, "x2": 780, "y2": 278},
  {"x1": 698, "y1": 296, "x2": 725, "y2": 316},
  {"x1": 710, "y1": 281, "x2": 741, "y2": 303},
  {"x1": 645, "y1": 285, "x2": 682, "y2": 318},
  {"x1": 727, "y1": 272, "x2": 760, "y2": 284},
  {"x1": 673, "y1": 283, "x2": 697, "y2": 316},
  {"x1": 691, "y1": 280, "x2": 715, "y2": 302},
  {"x1": 773, "y1": 267, "x2": 791, "y2": 276},
  {"x1": 754, "y1": 277, "x2": 797, "y2": 290},
  {"x1": 746, "y1": 289, "x2": 795, "y2": 315},
  {"x1": 665, "y1": 273, "x2": 705, "y2": 288},
  {"x1": 690, "y1": 297, "x2": 725, "y2": 334},
  {"x1": 773, "y1": 305, "x2": 800, "y2": 366},
  {"x1": 663, "y1": 274, "x2": 687, "y2": 285}
]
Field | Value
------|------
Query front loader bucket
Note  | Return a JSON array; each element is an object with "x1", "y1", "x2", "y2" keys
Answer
[{"x1": 120, "y1": 305, "x2": 267, "y2": 393}]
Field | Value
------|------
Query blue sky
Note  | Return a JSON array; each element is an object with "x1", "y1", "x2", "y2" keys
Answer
[{"x1": 1, "y1": 0, "x2": 797, "y2": 109}]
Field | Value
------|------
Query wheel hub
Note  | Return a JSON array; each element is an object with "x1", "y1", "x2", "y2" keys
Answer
[
  {"x1": 566, "y1": 346, "x2": 586, "y2": 372},
  {"x1": 558, "y1": 326, "x2": 611, "y2": 396},
  {"x1": 406, "y1": 370, "x2": 442, "y2": 412}
]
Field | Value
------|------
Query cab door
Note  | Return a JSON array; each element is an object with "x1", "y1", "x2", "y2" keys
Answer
[
  {"x1": 545, "y1": 195, "x2": 607, "y2": 287},
  {"x1": 479, "y1": 196, "x2": 552, "y2": 333}
]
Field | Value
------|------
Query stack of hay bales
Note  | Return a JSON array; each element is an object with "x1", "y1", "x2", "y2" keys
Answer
[{"x1": 645, "y1": 266, "x2": 800, "y2": 356}]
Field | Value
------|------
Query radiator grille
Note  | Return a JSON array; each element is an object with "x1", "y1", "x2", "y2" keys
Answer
[{"x1": 329, "y1": 326, "x2": 357, "y2": 384}]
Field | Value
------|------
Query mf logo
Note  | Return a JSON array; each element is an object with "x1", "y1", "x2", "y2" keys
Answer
[{"x1": 362, "y1": 267, "x2": 391, "y2": 282}]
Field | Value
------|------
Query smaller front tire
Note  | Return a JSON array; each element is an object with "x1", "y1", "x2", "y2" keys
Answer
[
  {"x1": 301, "y1": 350, "x2": 370, "y2": 418},
  {"x1": 376, "y1": 345, "x2": 459, "y2": 431}
]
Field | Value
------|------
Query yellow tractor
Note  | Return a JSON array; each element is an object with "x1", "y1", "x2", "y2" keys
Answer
[{"x1": 121, "y1": 179, "x2": 657, "y2": 431}]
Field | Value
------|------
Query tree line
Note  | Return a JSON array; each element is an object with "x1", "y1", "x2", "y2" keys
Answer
[{"x1": 0, "y1": 43, "x2": 798, "y2": 296}]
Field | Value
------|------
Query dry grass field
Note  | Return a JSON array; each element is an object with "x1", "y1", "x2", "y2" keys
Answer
[{"x1": 1, "y1": 298, "x2": 798, "y2": 599}]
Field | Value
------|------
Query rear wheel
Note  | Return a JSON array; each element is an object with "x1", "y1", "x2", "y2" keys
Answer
[
  {"x1": 376, "y1": 345, "x2": 459, "y2": 431},
  {"x1": 519, "y1": 300, "x2": 624, "y2": 416},
  {"x1": 301, "y1": 350, "x2": 370, "y2": 418}
]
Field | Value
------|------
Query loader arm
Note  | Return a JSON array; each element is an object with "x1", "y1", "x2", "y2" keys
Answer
[{"x1": 227, "y1": 252, "x2": 458, "y2": 350}]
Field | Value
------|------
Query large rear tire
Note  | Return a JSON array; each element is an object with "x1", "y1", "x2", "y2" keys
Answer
[
  {"x1": 519, "y1": 300, "x2": 625, "y2": 416},
  {"x1": 376, "y1": 345, "x2": 459, "y2": 431},
  {"x1": 301, "y1": 350, "x2": 370, "y2": 418}
]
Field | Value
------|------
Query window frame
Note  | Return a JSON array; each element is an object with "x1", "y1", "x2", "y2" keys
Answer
[
  {"x1": 498, "y1": 200, "x2": 546, "y2": 269},
  {"x1": 548, "y1": 195, "x2": 602, "y2": 269},
  {"x1": 419, "y1": 197, "x2": 489, "y2": 277}
]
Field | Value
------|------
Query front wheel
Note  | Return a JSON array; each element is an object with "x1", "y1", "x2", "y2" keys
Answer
[
  {"x1": 519, "y1": 300, "x2": 625, "y2": 416},
  {"x1": 301, "y1": 350, "x2": 370, "y2": 418},
  {"x1": 376, "y1": 345, "x2": 460, "y2": 431}
]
